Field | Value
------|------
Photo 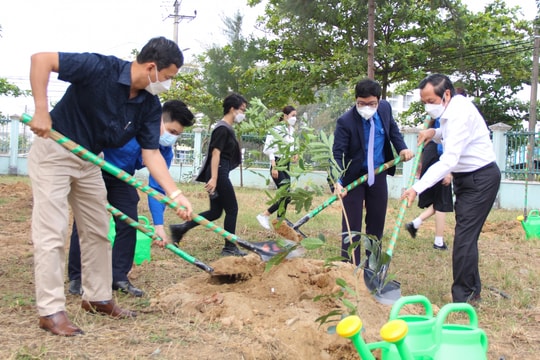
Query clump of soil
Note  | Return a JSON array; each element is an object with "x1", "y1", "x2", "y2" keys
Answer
[{"x1": 151, "y1": 254, "x2": 426, "y2": 359}]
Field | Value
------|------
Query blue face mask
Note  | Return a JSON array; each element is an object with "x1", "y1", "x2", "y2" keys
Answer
[{"x1": 159, "y1": 130, "x2": 179, "y2": 147}]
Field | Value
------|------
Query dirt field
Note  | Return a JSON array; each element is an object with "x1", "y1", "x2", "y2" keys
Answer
[{"x1": 0, "y1": 179, "x2": 539, "y2": 359}]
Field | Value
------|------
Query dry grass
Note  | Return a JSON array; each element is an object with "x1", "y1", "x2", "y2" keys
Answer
[{"x1": 0, "y1": 175, "x2": 539, "y2": 359}]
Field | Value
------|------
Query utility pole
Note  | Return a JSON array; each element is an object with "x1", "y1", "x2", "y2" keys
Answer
[
  {"x1": 168, "y1": 0, "x2": 197, "y2": 45},
  {"x1": 367, "y1": 0, "x2": 375, "y2": 80},
  {"x1": 527, "y1": 30, "x2": 539, "y2": 181}
]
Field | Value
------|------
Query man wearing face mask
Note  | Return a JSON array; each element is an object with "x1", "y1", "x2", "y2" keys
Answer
[
  {"x1": 67, "y1": 100, "x2": 195, "y2": 297},
  {"x1": 257, "y1": 105, "x2": 298, "y2": 229},
  {"x1": 27, "y1": 37, "x2": 193, "y2": 336},
  {"x1": 401, "y1": 74, "x2": 500, "y2": 304},
  {"x1": 333, "y1": 79, "x2": 414, "y2": 266},
  {"x1": 169, "y1": 93, "x2": 248, "y2": 257}
]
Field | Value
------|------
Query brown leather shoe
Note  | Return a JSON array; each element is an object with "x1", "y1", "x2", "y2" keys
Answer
[
  {"x1": 39, "y1": 311, "x2": 84, "y2": 336},
  {"x1": 81, "y1": 300, "x2": 137, "y2": 319}
]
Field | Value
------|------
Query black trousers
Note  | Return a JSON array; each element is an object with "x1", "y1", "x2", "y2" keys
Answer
[
  {"x1": 340, "y1": 171, "x2": 388, "y2": 266},
  {"x1": 451, "y1": 162, "x2": 500, "y2": 302},
  {"x1": 267, "y1": 158, "x2": 291, "y2": 217},
  {"x1": 69, "y1": 172, "x2": 139, "y2": 283},
  {"x1": 183, "y1": 160, "x2": 239, "y2": 249}
]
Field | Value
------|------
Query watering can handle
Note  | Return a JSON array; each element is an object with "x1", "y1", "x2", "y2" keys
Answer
[
  {"x1": 138, "y1": 215, "x2": 150, "y2": 226},
  {"x1": 435, "y1": 302, "x2": 478, "y2": 328},
  {"x1": 528, "y1": 209, "x2": 540, "y2": 217},
  {"x1": 433, "y1": 302, "x2": 478, "y2": 344},
  {"x1": 388, "y1": 295, "x2": 433, "y2": 320}
]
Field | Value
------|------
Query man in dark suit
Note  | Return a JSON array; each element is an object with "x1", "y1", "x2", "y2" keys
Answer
[{"x1": 333, "y1": 79, "x2": 414, "y2": 266}]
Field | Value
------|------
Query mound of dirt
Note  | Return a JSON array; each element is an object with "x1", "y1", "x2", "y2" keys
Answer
[{"x1": 151, "y1": 254, "x2": 426, "y2": 359}]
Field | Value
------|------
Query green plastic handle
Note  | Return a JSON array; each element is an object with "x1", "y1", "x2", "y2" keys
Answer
[{"x1": 388, "y1": 294, "x2": 433, "y2": 320}]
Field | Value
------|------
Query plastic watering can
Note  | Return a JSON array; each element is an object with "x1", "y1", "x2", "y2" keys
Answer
[
  {"x1": 337, "y1": 316, "x2": 415, "y2": 360},
  {"x1": 520, "y1": 209, "x2": 540, "y2": 240},
  {"x1": 108, "y1": 215, "x2": 154, "y2": 265},
  {"x1": 382, "y1": 295, "x2": 438, "y2": 360},
  {"x1": 433, "y1": 303, "x2": 488, "y2": 360}
]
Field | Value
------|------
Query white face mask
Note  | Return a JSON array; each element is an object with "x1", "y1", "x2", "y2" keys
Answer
[
  {"x1": 145, "y1": 67, "x2": 172, "y2": 95},
  {"x1": 287, "y1": 116, "x2": 297, "y2": 126},
  {"x1": 234, "y1": 112, "x2": 246, "y2": 123},
  {"x1": 425, "y1": 94, "x2": 447, "y2": 119},
  {"x1": 159, "y1": 130, "x2": 179, "y2": 147},
  {"x1": 356, "y1": 106, "x2": 377, "y2": 120}
]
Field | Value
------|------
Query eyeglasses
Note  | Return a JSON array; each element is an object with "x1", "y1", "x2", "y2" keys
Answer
[{"x1": 356, "y1": 101, "x2": 378, "y2": 107}]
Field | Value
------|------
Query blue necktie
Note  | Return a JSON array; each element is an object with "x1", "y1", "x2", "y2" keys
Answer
[{"x1": 367, "y1": 118, "x2": 375, "y2": 186}]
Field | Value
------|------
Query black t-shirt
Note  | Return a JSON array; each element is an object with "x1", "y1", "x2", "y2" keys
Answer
[
  {"x1": 195, "y1": 121, "x2": 241, "y2": 183},
  {"x1": 208, "y1": 122, "x2": 241, "y2": 165}
]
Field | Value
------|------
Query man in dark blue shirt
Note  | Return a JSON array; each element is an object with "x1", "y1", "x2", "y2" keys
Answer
[
  {"x1": 68, "y1": 100, "x2": 195, "y2": 298},
  {"x1": 28, "y1": 37, "x2": 193, "y2": 336}
]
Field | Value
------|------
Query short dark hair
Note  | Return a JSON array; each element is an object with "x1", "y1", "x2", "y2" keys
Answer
[
  {"x1": 355, "y1": 79, "x2": 382, "y2": 99},
  {"x1": 137, "y1": 37, "x2": 184, "y2": 70},
  {"x1": 162, "y1": 100, "x2": 194, "y2": 127},
  {"x1": 455, "y1": 87, "x2": 467, "y2": 97},
  {"x1": 279, "y1": 105, "x2": 296, "y2": 121},
  {"x1": 222, "y1": 93, "x2": 248, "y2": 116},
  {"x1": 419, "y1": 74, "x2": 456, "y2": 98}
]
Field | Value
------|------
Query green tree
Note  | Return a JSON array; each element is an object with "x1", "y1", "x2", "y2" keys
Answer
[
  {"x1": 164, "y1": 11, "x2": 270, "y2": 129},
  {"x1": 0, "y1": 78, "x2": 25, "y2": 97},
  {"x1": 247, "y1": 0, "x2": 534, "y2": 127}
]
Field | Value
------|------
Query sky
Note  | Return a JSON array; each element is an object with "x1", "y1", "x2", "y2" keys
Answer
[{"x1": 0, "y1": 0, "x2": 537, "y2": 115}]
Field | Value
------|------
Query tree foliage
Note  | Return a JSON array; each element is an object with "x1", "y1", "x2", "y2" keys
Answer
[
  {"x1": 0, "y1": 78, "x2": 26, "y2": 97},
  {"x1": 246, "y1": 0, "x2": 535, "y2": 128}
]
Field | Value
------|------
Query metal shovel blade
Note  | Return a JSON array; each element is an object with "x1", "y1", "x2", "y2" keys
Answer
[
  {"x1": 251, "y1": 239, "x2": 306, "y2": 262},
  {"x1": 363, "y1": 267, "x2": 401, "y2": 305}
]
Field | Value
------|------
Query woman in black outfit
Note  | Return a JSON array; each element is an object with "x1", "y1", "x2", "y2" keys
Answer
[{"x1": 169, "y1": 93, "x2": 248, "y2": 256}]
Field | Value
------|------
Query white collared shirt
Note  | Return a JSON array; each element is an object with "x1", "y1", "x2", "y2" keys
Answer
[
  {"x1": 263, "y1": 123, "x2": 295, "y2": 161},
  {"x1": 413, "y1": 95, "x2": 496, "y2": 194}
]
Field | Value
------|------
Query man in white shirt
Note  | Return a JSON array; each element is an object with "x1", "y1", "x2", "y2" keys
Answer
[{"x1": 401, "y1": 73, "x2": 501, "y2": 304}]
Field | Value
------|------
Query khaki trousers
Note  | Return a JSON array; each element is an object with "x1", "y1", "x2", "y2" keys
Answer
[{"x1": 28, "y1": 137, "x2": 112, "y2": 316}]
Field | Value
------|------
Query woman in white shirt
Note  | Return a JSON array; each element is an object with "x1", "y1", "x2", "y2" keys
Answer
[
  {"x1": 401, "y1": 73, "x2": 501, "y2": 305},
  {"x1": 256, "y1": 105, "x2": 297, "y2": 230}
]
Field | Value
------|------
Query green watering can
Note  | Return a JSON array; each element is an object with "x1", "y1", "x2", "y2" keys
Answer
[
  {"x1": 336, "y1": 315, "x2": 415, "y2": 360},
  {"x1": 108, "y1": 215, "x2": 154, "y2": 265},
  {"x1": 518, "y1": 209, "x2": 540, "y2": 240},
  {"x1": 382, "y1": 295, "x2": 438, "y2": 359},
  {"x1": 433, "y1": 303, "x2": 488, "y2": 360}
]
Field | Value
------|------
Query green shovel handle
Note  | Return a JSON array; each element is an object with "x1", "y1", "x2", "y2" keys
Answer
[
  {"x1": 106, "y1": 204, "x2": 214, "y2": 273},
  {"x1": 20, "y1": 113, "x2": 275, "y2": 260}
]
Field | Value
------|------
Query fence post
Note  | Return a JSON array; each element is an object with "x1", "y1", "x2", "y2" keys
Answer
[
  {"x1": 489, "y1": 122, "x2": 512, "y2": 180},
  {"x1": 9, "y1": 116, "x2": 20, "y2": 175},
  {"x1": 192, "y1": 126, "x2": 203, "y2": 178}
]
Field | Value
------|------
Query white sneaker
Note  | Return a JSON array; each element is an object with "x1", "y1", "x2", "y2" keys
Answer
[{"x1": 256, "y1": 214, "x2": 271, "y2": 230}]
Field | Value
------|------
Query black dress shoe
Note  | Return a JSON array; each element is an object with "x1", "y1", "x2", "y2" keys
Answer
[
  {"x1": 405, "y1": 222, "x2": 417, "y2": 238},
  {"x1": 68, "y1": 279, "x2": 82, "y2": 295},
  {"x1": 112, "y1": 280, "x2": 144, "y2": 297},
  {"x1": 220, "y1": 246, "x2": 247, "y2": 257},
  {"x1": 39, "y1": 311, "x2": 84, "y2": 336},
  {"x1": 169, "y1": 223, "x2": 189, "y2": 246}
]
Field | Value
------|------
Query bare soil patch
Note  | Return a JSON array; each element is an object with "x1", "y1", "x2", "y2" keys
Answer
[{"x1": 0, "y1": 179, "x2": 539, "y2": 359}]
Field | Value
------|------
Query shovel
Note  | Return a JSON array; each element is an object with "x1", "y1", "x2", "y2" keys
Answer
[
  {"x1": 20, "y1": 114, "x2": 280, "y2": 262},
  {"x1": 363, "y1": 118, "x2": 430, "y2": 304},
  {"x1": 106, "y1": 204, "x2": 214, "y2": 274},
  {"x1": 282, "y1": 156, "x2": 404, "y2": 240}
]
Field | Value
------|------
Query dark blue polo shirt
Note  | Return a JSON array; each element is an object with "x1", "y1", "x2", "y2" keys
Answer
[{"x1": 50, "y1": 52, "x2": 161, "y2": 154}]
